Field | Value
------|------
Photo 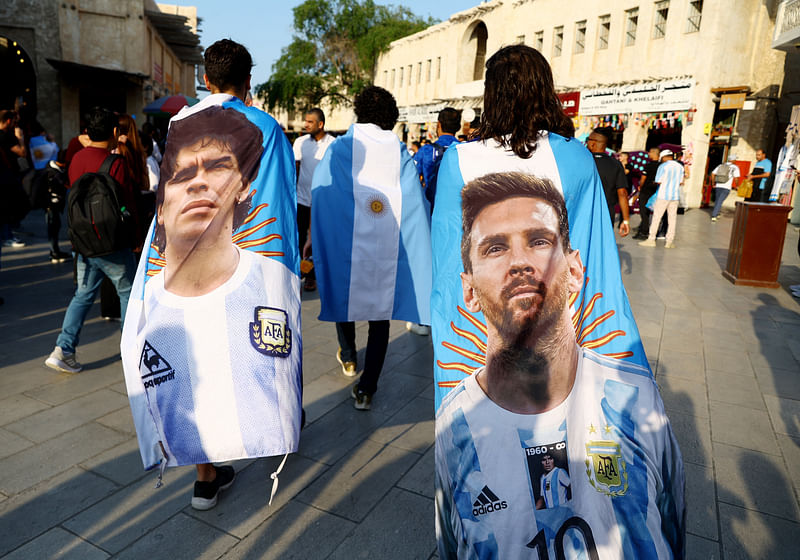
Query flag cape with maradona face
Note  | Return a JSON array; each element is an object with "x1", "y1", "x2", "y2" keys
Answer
[
  {"x1": 311, "y1": 122, "x2": 432, "y2": 324},
  {"x1": 121, "y1": 94, "x2": 302, "y2": 469},
  {"x1": 431, "y1": 132, "x2": 649, "y2": 409}
]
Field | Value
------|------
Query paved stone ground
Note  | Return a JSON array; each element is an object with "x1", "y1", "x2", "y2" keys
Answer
[{"x1": 0, "y1": 205, "x2": 798, "y2": 559}]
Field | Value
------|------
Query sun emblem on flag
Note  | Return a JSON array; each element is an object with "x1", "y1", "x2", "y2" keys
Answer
[
  {"x1": 365, "y1": 193, "x2": 389, "y2": 218},
  {"x1": 435, "y1": 273, "x2": 635, "y2": 388},
  {"x1": 146, "y1": 196, "x2": 284, "y2": 277}
]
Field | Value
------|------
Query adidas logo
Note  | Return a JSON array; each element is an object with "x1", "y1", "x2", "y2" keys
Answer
[{"x1": 472, "y1": 485, "x2": 508, "y2": 516}]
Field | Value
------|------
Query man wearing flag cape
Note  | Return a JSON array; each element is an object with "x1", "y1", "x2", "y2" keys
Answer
[
  {"x1": 431, "y1": 44, "x2": 650, "y2": 409},
  {"x1": 121, "y1": 40, "x2": 301, "y2": 511},
  {"x1": 308, "y1": 86, "x2": 432, "y2": 411}
]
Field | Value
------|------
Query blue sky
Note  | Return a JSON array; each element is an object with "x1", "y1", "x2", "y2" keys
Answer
[{"x1": 166, "y1": 0, "x2": 480, "y2": 88}]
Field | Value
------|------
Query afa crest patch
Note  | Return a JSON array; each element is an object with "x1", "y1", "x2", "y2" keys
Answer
[
  {"x1": 250, "y1": 306, "x2": 292, "y2": 357},
  {"x1": 585, "y1": 440, "x2": 628, "y2": 497}
]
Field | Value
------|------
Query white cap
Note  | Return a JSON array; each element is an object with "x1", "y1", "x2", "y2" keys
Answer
[{"x1": 659, "y1": 149, "x2": 674, "y2": 158}]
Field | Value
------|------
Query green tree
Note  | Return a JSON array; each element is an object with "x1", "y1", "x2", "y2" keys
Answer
[{"x1": 256, "y1": 0, "x2": 435, "y2": 112}]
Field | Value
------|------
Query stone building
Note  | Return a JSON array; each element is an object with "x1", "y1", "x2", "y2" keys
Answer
[
  {"x1": 0, "y1": 0, "x2": 201, "y2": 145},
  {"x1": 374, "y1": 0, "x2": 799, "y2": 208}
]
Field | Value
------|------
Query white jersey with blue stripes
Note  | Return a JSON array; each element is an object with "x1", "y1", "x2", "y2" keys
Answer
[
  {"x1": 136, "y1": 247, "x2": 302, "y2": 467},
  {"x1": 435, "y1": 348, "x2": 685, "y2": 560},
  {"x1": 655, "y1": 160, "x2": 684, "y2": 201}
]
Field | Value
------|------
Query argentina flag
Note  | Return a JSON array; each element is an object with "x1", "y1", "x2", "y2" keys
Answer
[
  {"x1": 311, "y1": 122, "x2": 432, "y2": 324},
  {"x1": 431, "y1": 132, "x2": 649, "y2": 409},
  {"x1": 121, "y1": 94, "x2": 302, "y2": 469}
]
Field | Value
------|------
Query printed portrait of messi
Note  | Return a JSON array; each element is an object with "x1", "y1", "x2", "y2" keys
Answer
[{"x1": 152, "y1": 105, "x2": 264, "y2": 297}]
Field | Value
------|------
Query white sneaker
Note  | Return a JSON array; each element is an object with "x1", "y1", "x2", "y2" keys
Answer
[
  {"x1": 45, "y1": 346, "x2": 83, "y2": 373},
  {"x1": 2, "y1": 238, "x2": 24, "y2": 248},
  {"x1": 405, "y1": 322, "x2": 431, "y2": 336}
]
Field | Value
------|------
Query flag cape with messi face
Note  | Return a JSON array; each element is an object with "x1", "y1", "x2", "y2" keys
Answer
[
  {"x1": 121, "y1": 94, "x2": 302, "y2": 469},
  {"x1": 311, "y1": 123, "x2": 432, "y2": 324},
  {"x1": 432, "y1": 132, "x2": 649, "y2": 409}
]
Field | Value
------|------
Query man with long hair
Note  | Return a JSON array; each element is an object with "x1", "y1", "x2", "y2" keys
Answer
[{"x1": 431, "y1": 44, "x2": 649, "y2": 407}]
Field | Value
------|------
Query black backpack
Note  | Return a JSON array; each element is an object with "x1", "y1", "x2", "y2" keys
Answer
[{"x1": 67, "y1": 155, "x2": 135, "y2": 257}]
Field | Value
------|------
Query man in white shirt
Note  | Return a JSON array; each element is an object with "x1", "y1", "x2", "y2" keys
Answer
[
  {"x1": 709, "y1": 154, "x2": 740, "y2": 221},
  {"x1": 638, "y1": 149, "x2": 684, "y2": 249},
  {"x1": 293, "y1": 108, "x2": 334, "y2": 291}
]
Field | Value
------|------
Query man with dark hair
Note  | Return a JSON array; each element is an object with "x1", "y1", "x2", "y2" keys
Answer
[
  {"x1": 746, "y1": 148, "x2": 772, "y2": 202},
  {"x1": 0, "y1": 109, "x2": 27, "y2": 248},
  {"x1": 122, "y1": 38, "x2": 301, "y2": 512},
  {"x1": 633, "y1": 147, "x2": 662, "y2": 239},
  {"x1": 293, "y1": 107, "x2": 333, "y2": 291},
  {"x1": 45, "y1": 106, "x2": 137, "y2": 374},
  {"x1": 203, "y1": 38, "x2": 253, "y2": 99},
  {"x1": 436, "y1": 172, "x2": 684, "y2": 559},
  {"x1": 414, "y1": 107, "x2": 461, "y2": 204},
  {"x1": 307, "y1": 85, "x2": 432, "y2": 410},
  {"x1": 586, "y1": 127, "x2": 630, "y2": 236}
]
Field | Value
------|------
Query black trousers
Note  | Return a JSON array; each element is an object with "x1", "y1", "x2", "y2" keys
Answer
[
  {"x1": 297, "y1": 203, "x2": 314, "y2": 281},
  {"x1": 335, "y1": 320, "x2": 390, "y2": 395}
]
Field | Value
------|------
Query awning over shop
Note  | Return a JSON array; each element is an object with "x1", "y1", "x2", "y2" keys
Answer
[
  {"x1": 46, "y1": 58, "x2": 147, "y2": 84},
  {"x1": 145, "y1": 10, "x2": 203, "y2": 65}
]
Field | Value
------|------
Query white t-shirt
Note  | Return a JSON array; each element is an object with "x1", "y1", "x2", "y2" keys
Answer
[
  {"x1": 138, "y1": 247, "x2": 302, "y2": 466},
  {"x1": 293, "y1": 132, "x2": 334, "y2": 206},
  {"x1": 711, "y1": 162, "x2": 741, "y2": 189},
  {"x1": 435, "y1": 348, "x2": 685, "y2": 560},
  {"x1": 146, "y1": 155, "x2": 160, "y2": 191}
]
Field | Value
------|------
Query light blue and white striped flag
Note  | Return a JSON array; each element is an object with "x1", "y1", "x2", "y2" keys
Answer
[
  {"x1": 432, "y1": 132, "x2": 649, "y2": 409},
  {"x1": 311, "y1": 123, "x2": 432, "y2": 324}
]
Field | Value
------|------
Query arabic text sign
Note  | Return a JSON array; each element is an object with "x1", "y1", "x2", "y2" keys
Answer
[
  {"x1": 558, "y1": 92, "x2": 581, "y2": 117},
  {"x1": 579, "y1": 79, "x2": 694, "y2": 116}
]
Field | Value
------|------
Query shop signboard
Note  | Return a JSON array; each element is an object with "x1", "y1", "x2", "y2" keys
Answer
[
  {"x1": 402, "y1": 102, "x2": 446, "y2": 124},
  {"x1": 558, "y1": 92, "x2": 581, "y2": 116},
  {"x1": 720, "y1": 93, "x2": 746, "y2": 110},
  {"x1": 579, "y1": 78, "x2": 694, "y2": 116}
]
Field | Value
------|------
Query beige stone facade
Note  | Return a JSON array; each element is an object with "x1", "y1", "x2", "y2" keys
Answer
[
  {"x1": 374, "y1": 0, "x2": 798, "y2": 208},
  {"x1": 0, "y1": 0, "x2": 201, "y2": 145}
]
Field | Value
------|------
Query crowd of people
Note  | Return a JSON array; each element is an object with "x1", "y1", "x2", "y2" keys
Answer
[{"x1": 0, "y1": 31, "x2": 789, "y2": 559}]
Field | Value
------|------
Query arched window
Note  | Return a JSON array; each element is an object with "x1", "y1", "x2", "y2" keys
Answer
[{"x1": 471, "y1": 22, "x2": 488, "y2": 81}]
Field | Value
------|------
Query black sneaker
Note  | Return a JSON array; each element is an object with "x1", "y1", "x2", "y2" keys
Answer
[
  {"x1": 191, "y1": 465, "x2": 235, "y2": 510},
  {"x1": 49, "y1": 251, "x2": 71, "y2": 263},
  {"x1": 350, "y1": 384, "x2": 372, "y2": 411}
]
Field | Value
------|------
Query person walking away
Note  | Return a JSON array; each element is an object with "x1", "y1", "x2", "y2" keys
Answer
[
  {"x1": 639, "y1": 149, "x2": 684, "y2": 248},
  {"x1": 709, "y1": 154, "x2": 740, "y2": 221}
]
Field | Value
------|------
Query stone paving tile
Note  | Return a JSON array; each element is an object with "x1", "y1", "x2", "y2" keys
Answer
[
  {"x1": 776, "y1": 435, "x2": 800, "y2": 502},
  {"x1": 79, "y1": 437, "x2": 151, "y2": 488},
  {"x1": 714, "y1": 442, "x2": 800, "y2": 521},
  {"x1": 685, "y1": 462, "x2": 718, "y2": 541},
  {"x1": 0, "y1": 394, "x2": 51, "y2": 426},
  {"x1": 108, "y1": 380, "x2": 128, "y2": 395},
  {"x1": 302, "y1": 372, "x2": 353, "y2": 425},
  {"x1": 328, "y1": 488, "x2": 435, "y2": 560},
  {"x1": 114, "y1": 512, "x2": 238, "y2": 560},
  {"x1": 701, "y1": 327, "x2": 747, "y2": 351},
  {"x1": 361, "y1": 370, "x2": 431, "y2": 417},
  {"x1": 1, "y1": 527, "x2": 110, "y2": 560},
  {"x1": 703, "y1": 348, "x2": 754, "y2": 376},
  {"x1": 0, "y1": 467, "x2": 118, "y2": 557},
  {"x1": 187, "y1": 455, "x2": 329, "y2": 538},
  {"x1": 296, "y1": 439, "x2": 420, "y2": 523},
  {"x1": 369, "y1": 396, "x2": 434, "y2": 454},
  {"x1": 0, "y1": 363, "x2": 56, "y2": 401},
  {"x1": 656, "y1": 350, "x2": 706, "y2": 383},
  {"x1": 700, "y1": 310, "x2": 740, "y2": 332},
  {"x1": 218, "y1": 499, "x2": 356, "y2": 560},
  {"x1": 0, "y1": 428, "x2": 33, "y2": 460},
  {"x1": 709, "y1": 401, "x2": 781, "y2": 456},
  {"x1": 62, "y1": 466, "x2": 197, "y2": 554},
  {"x1": 660, "y1": 331, "x2": 704, "y2": 354},
  {"x1": 95, "y1": 407, "x2": 137, "y2": 436},
  {"x1": 763, "y1": 395, "x2": 800, "y2": 438},
  {"x1": 3, "y1": 389, "x2": 129, "y2": 443},
  {"x1": 397, "y1": 445, "x2": 434, "y2": 499},
  {"x1": 718, "y1": 503, "x2": 800, "y2": 560},
  {"x1": 747, "y1": 343, "x2": 800, "y2": 372},
  {"x1": 301, "y1": 347, "x2": 345, "y2": 384},
  {"x1": 24, "y1": 368, "x2": 121, "y2": 406},
  {"x1": 0, "y1": 423, "x2": 128, "y2": 495},
  {"x1": 657, "y1": 377, "x2": 709, "y2": 419},
  {"x1": 668, "y1": 412, "x2": 712, "y2": 466},
  {"x1": 297, "y1": 400, "x2": 390, "y2": 466},
  {"x1": 706, "y1": 369, "x2": 765, "y2": 411}
]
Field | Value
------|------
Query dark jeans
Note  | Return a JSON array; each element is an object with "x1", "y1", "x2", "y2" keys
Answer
[
  {"x1": 336, "y1": 320, "x2": 390, "y2": 395},
  {"x1": 297, "y1": 204, "x2": 315, "y2": 281},
  {"x1": 711, "y1": 187, "x2": 730, "y2": 218},
  {"x1": 45, "y1": 207, "x2": 62, "y2": 253},
  {"x1": 637, "y1": 206, "x2": 652, "y2": 236}
]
